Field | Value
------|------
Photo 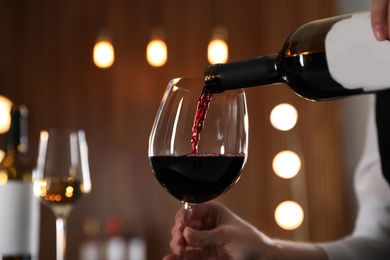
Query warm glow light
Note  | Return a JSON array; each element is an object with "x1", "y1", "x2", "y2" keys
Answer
[
  {"x1": 270, "y1": 103, "x2": 298, "y2": 131},
  {"x1": 65, "y1": 186, "x2": 74, "y2": 198},
  {"x1": 33, "y1": 179, "x2": 48, "y2": 197},
  {"x1": 147, "y1": 39, "x2": 168, "y2": 67},
  {"x1": 0, "y1": 96, "x2": 12, "y2": 134},
  {"x1": 272, "y1": 150, "x2": 301, "y2": 179},
  {"x1": 93, "y1": 40, "x2": 115, "y2": 68},
  {"x1": 208, "y1": 39, "x2": 228, "y2": 64},
  {"x1": 0, "y1": 150, "x2": 5, "y2": 162},
  {"x1": 0, "y1": 170, "x2": 8, "y2": 185},
  {"x1": 275, "y1": 201, "x2": 304, "y2": 230},
  {"x1": 208, "y1": 26, "x2": 229, "y2": 64}
]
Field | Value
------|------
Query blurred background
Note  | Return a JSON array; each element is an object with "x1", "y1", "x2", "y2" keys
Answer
[{"x1": 0, "y1": 0, "x2": 372, "y2": 259}]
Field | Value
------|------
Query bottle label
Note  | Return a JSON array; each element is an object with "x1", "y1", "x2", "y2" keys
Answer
[
  {"x1": 0, "y1": 182, "x2": 40, "y2": 258},
  {"x1": 325, "y1": 12, "x2": 390, "y2": 91}
]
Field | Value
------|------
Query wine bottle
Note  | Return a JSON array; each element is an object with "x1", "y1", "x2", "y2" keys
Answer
[
  {"x1": 105, "y1": 217, "x2": 126, "y2": 260},
  {"x1": 0, "y1": 105, "x2": 40, "y2": 260},
  {"x1": 204, "y1": 11, "x2": 390, "y2": 100},
  {"x1": 128, "y1": 236, "x2": 146, "y2": 260}
]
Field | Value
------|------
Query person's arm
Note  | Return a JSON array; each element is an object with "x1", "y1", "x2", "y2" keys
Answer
[
  {"x1": 317, "y1": 95, "x2": 390, "y2": 260},
  {"x1": 371, "y1": 0, "x2": 390, "y2": 41},
  {"x1": 163, "y1": 201, "x2": 327, "y2": 260},
  {"x1": 270, "y1": 240, "x2": 328, "y2": 260}
]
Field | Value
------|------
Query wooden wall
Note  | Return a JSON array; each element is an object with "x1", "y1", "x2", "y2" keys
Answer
[{"x1": 0, "y1": 0, "x2": 353, "y2": 259}]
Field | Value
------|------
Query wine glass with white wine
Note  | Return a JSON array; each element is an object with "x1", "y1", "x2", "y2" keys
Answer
[{"x1": 33, "y1": 129, "x2": 92, "y2": 260}]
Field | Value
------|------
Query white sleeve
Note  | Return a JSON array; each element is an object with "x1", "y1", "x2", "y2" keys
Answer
[{"x1": 318, "y1": 96, "x2": 390, "y2": 259}]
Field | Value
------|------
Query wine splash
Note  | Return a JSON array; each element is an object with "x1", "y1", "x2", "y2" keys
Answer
[{"x1": 191, "y1": 87, "x2": 213, "y2": 153}]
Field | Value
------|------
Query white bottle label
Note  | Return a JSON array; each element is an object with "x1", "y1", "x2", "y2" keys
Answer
[
  {"x1": 128, "y1": 237, "x2": 146, "y2": 260},
  {"x1": 0, "y1": 181, "x2": 40, "y2": 259},
  {"x1": 325, "y1": 12, "x2": 390, "y2": 91}
]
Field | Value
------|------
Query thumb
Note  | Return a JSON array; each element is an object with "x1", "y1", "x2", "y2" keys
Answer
[{"x1": 183, "y1": 226, "x2": 226, "y2": 247}]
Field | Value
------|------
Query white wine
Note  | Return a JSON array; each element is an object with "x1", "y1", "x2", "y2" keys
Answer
[
  {"x1": 204, "y1": 11, "x2": 390, "y2": 100},
  {"x1": 0, "y1": 105, "x2": 40, "y2": 260},
  {"x1": 33, "y1": 128, "x2": 92, "y2": 260},
  {"x1": 34, "y1": 176, "x2": 88, "y2": 218}
]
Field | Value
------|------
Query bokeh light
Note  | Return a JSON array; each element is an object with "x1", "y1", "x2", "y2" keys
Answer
[
  {"x1": 272, "y1": 150, "x2": 301, "y2": 179},
  {"x1": 208, "y1": 39, "x2": 228, "y2": 64},
  {"x1": 147, "y1": 39, "x2": 168, "y2": 67},
  {"x1": 0, "y1": 96, "x2": 12, "y2": 134},
  {"x1": 270, "y1": 103, "x2": 298, "y2": 131},
  {"x1": 274, "y1": 201, "x2": 304, "y2": 230},
  {"x1": 93, "y1": 40, "x2": 115, "y2": 68}
]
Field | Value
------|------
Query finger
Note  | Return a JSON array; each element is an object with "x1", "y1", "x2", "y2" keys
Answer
[
  {"x1": 186, "y1": 218, "x2": 203, "y2": 229},
  {"x1": 371, "y1": 0, "x2": 389, "y2": 41},
  {"x1": 176, "y1": 202, "x2": 215, "y2": 230},
  {"x1": 188, "y1": 201, "x2": 224, "y2": 224},
  {"x1": 183, "y1": 226, "x2": 226, "y2": 248},
  {"x1": 170, "y1": 230, "x2": 185, "y2": 256},
  {"x1": 171, "y1": 206, "x2": 186, "y2": 236},
  {"x1": 174, "y1": 216, "x2": 185, "y2": 233}
]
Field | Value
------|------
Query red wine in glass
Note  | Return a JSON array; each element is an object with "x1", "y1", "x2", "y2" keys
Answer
[
  {"x1": 150, "y1": 153, "x2": 245, "y2": 204},
  {"x1": 151, "y1": 86, "x2": 245, "y2": 203}
]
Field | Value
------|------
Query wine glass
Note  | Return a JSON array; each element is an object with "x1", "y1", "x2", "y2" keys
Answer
[
  {"x1": 148, "y1": 77, "x2": 248, "y2": 256},
  {"x1": 33, "y1": 129, "x2": 92, "y2": 260}
]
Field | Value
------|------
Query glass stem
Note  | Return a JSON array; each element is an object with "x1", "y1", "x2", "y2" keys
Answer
[
  {"x1": 55, "y1": 217, "x2": 67, "y2": 260},
  {"x1": 184, "y1": 202, "x2": 194, "y2": 227},
  {"x1": 182, "y1": 202, "x2": 195, "y2": 259}
]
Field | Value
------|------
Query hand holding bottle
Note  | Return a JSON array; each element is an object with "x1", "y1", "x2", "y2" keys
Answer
[{"x1": 371, "y1": 0, "x2": 390, "y2": 41}]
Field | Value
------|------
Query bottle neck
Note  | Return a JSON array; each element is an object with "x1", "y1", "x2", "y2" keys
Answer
[
  {"x1": 6, "y1": 105, "x2": 29, "y2": 154},
  {"x1": 204, "y1": 53, "x2": 282, "y2": 92}
]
